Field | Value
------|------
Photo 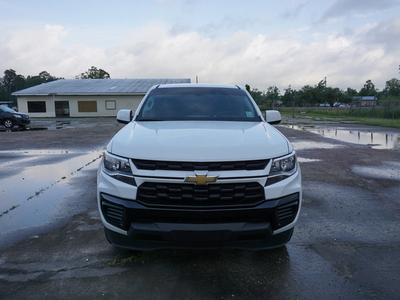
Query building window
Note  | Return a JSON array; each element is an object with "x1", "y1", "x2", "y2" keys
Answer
[
  {"x1": 78, "y1": 101, "x2": 97, "y2": 112},
  {"x1": 105, "y1": 100, "x2": 116, "y2": 110},
  {"x1": 28, "y1": 101, "x2": 46, "y2": 113}
]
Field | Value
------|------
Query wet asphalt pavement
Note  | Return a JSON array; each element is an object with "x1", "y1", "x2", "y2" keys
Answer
[{"x1": 0, "y1": 117, "x2": 399, "y2": 299}]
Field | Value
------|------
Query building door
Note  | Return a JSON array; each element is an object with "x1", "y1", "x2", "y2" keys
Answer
[{"x1": 55, "y1": 101, "x2": 70, "y2": 117}]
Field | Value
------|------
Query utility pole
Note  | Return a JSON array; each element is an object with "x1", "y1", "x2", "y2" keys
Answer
[{"x1": 290, "y1": 85, "x2": 295, "y2": 118}]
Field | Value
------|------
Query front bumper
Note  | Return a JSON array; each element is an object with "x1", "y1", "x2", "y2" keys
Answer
[
  {"x1": 97, "y1": 156, "x2": 302, "y2": 250},
  {"x1": 104, "y1": 224, "x2": 294, "y2": 250},
  {"x1": 15, "y1": 117, "x2": 30, "y2": 126},
  {"x1": 99, "y1": 191, "x2": 300, "y2": 250}
]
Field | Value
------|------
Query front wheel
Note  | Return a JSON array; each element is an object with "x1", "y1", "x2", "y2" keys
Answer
[{"x1": 4, "y1": 119, "x2": 14, "y2": 128}]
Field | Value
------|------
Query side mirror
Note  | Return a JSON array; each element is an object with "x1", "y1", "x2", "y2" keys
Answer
[
  {"x1": 265, "y1": 110, "x2": 281, "y2": 125},
  {"x1": 117, "y1": 109, "x2": 133, "y2": 124}
]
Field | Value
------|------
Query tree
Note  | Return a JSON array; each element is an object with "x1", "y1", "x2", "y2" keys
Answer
[
  {"x1": 0, "y1": 70, "x2": 62, "y2": 103},
  {"x1": 359, "y1": 79, "x2": 377, "y2": 96},
  {"x1": 76, "y1": 66, "x2": 110, "y2": 79},
  {"x1": 25, "y1": 75, "x2": 45, "y2": 88},
  {"x1": 250, "y1": 88, "x2": 265, "y2": 106},
  {"x1": 296, "y1": 80, "x2": 329, "y2": 106},
  {"x1": 281, "y1": 85, "x2": 297, "y2": 107},
  {"x1": 1, "y1": 69, "x2": 24, "y2": 104},
  {"x1": 244, "y1": 84, "x2": 267, "y2": 107},
  {"x1": 39, "y1": 71, "x2": 53, "y2": 81},
  {"x1": 298, "y1": 85, "x2": 317, "y2": 106},
  {"x1": 266, "y1": 86, "x2": 280, "y2": 107},
  {"x1": 382, "y1": 78, "x2": 400, "y2": 98},
  {"x1": 25, "y1": 71, "x2": 60, "y2": 88},
  {"x1": 323, "y1": 87, "x2": 342, "y2": 106},
  {"x1": 315, "y1": 80, "x2": 327, "y2": 104},
  {"x1": 346, "y1": 87, "x2": 358, "y2": 97},
  {"x1": 343, "y1": 87, "x2": 358, "y2": 103}
]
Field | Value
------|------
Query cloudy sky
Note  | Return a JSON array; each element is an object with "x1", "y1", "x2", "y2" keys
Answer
[{"x1": 0, "y1": 0, "x2": 399, "y2": 91}]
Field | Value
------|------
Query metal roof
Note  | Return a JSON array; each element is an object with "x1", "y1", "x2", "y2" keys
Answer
[{"x1": 12, "y1": 78, "x2": 191, "y2": 96}]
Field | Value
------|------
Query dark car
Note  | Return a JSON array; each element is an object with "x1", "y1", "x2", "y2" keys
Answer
[{"x1": 0, "y1": 106, "x2": 30, "y2": 128}]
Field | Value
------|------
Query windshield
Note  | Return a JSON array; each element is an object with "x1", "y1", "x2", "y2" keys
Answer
[
  {"x1": 136, "y1": 87, "x2": 261, "y2": 122},
  {"x1": 0, "y1": 106, "x2": 16, "y2": 113}
]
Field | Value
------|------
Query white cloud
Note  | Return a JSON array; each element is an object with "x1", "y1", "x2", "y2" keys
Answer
[
  {"x1": 0, "y1": 18, "x2": 398, "y2": 91},
  {"x1": 364, "y1": 17, "x2": 400, "y2": 52},
  {"x1": 2, "y1": 25, "x2": 68, "y2": 76}
]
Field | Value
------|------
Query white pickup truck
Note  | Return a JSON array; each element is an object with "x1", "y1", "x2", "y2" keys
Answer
[{"x1": 97, "y1": 84, "x2": 302, "y2": 250}]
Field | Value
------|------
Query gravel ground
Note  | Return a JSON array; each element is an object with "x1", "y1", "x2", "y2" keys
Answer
[{"x1": 0, "y1": 116, "x2": 399, "y2": 300}]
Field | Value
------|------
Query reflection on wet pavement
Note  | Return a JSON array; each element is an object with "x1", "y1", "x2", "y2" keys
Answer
[
  {"x1": 0, "y1": 150, "x2": 103, "y2": 249},
  {"x1": 285, "y1": 125, "x2": 400, "y2": 150},
  {"x1": 352, "y1": 161, "x2": 400, "y2": 180},
  {"x1": 291, "y1": 141, "x2": 343, "y2": 150},
  {"x1": 0, "y1": 120, "x2": 84, "y2": 132},
  {"x1": 297, "y1": 157, "x2": 322, "y2": 163}
]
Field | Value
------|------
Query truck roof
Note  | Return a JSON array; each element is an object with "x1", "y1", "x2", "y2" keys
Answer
[{"x1": 156, "y1": 83, "x2": 243, "y2": 90}]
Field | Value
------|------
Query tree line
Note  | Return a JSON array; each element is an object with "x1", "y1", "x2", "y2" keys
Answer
[
  {"x1": 0, "y1": 70, "x2": 60, "y2": 104},
  {"x1": 1, "y1": 66, "x2": 399, "y2": 108},
  {"x1": 246, "y1": 78, "x2": 400, "y2": 108},
  {"x1": 0, "y1": 66, "x2": 110, "y2": 105}
]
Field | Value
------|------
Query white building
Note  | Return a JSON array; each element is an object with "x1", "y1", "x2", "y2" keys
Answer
[{"x1": 12, "y1": 78, "x2": 191, "y2": 117}]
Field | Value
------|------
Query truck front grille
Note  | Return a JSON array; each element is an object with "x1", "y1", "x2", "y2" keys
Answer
[
  {"x1": 137, "y1": 182, "x2": 265, "y2": 207},
  {"x1": 132, "y1": 159, "x2": 269, "y2": 171}
]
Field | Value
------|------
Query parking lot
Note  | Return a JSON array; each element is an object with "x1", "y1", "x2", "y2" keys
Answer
[{"x1": 0, "y1": 117, "x2": 399, "y2": 299}]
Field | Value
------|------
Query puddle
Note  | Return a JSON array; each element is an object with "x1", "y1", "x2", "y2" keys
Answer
[
  {"x1": 297, "y1": 157, "x2": 322, "y2": 163},
  {"x1": 352, "y1": 161, "x2": 400, "y2": 181},
  {"x1": 291, "y1": 141, "x2": 343, "y2": 150},
  {"x1": 285, "y1": 126, "x2": 400, "y2": 150},
  {"x1": 0, "y1": 150, "x2": 103, "y2": 249},
  {"x1": 0, "y1": 126, "x2": 66, "y2": 132},
  {"x1": 0, "y1": 120, "x2": 82, "y2": 132}
]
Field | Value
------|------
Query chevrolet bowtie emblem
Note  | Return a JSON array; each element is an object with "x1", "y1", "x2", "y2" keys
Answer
[{"x1": 184, "y1": 174, "x2": 218, "y2": 185}]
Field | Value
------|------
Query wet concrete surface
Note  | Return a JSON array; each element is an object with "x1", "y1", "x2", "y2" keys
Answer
[
  {"x1": 0, "y1": 116, "x2": 399, "y2": 299},
  {"x1": 0, "y1": 150, "x2": 102, "y2": 249},
  {"x1": 285, "y1": 125, "x2": 400, "y2": 150}
]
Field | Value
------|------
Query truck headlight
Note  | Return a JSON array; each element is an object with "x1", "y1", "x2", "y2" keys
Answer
[
  {"x1": 267, "y1": 152, "x2": 297, "y2": 185},
  {"x1": 103, "y1": 152, "x2": 136, "y2": 185}
]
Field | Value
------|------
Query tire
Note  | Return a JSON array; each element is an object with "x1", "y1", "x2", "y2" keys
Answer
[{"x1": 4, "y1": 119, "x2": 14, "y2": 128}]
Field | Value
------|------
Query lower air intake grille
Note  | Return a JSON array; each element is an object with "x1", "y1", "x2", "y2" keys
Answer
[
  {"x1": 102, "y1": 200, "x2": 126, "y2": 229},
  {"x1": 276, "y1": 201, "x2": 299, "y2": 228}
]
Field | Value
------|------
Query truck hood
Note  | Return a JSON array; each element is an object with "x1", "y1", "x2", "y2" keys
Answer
[{"x1": 108, "y1": 121, "x2": 291, "y2": 161}]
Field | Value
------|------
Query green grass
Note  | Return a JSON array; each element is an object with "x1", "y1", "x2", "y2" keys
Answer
[
  {"x1": 278, "y1": 108, "x2": 400, "y2": 128},
  {"x1": 108, "y1": 253, "x2": 145, "y2": 267},
  {"x1": 346, "y1": 117, "x2": 400, "y2": 128}
]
